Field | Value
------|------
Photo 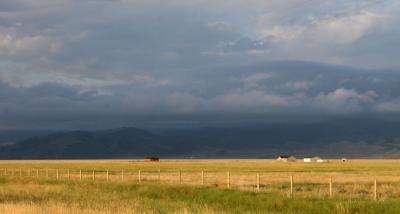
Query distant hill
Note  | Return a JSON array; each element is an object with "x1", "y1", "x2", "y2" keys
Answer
[
  {"x1": 0, "y1": 127, "x2": 175, "y2": 159},
  {"x1": 1, "y1": 119, "x2": 400, "y2": 159},
  {"x1": 0, "y1": 130, "x2": 54, "y2": 145}
]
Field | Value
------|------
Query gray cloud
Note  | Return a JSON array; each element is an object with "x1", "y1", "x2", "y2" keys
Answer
[
  {"x1": 0, "y1": 0, "x2": 400, "y2": 129},
  {"x1": 2, "y1": 62, "x2": 400, "y2": 129}
]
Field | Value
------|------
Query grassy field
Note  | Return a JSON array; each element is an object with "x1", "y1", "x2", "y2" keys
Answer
[{"x1": 1, "y1": 159, "x2": 400, "y2": 213}]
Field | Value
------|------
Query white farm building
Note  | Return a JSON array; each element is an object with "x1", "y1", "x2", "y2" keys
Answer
[{"x1": 303, "y1": 156, "x2": 325, "y2": 163}]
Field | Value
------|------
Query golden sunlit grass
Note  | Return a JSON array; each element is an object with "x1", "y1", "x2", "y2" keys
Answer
[
  {"x1": 1, "y1": 159, "x2": 400, "y2": 188},
  {"x1": 1, "y1": 159, "x2": 400, "y2": 173},
  {"x1": 1, "y1": 159, "x2": 400, "y2": 213},
  {"x1": 0, "y1": 203, "x2": 144, "y2": 214}
]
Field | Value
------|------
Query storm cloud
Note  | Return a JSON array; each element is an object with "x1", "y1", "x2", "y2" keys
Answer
[{"x1": 1, "y1": 0, "x2": 400, "y2": 129}]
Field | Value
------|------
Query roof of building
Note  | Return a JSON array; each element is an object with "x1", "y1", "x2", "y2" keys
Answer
[
  {"x1": 278, "y1": 155, "x2": 294, "y2": 158},
  {"x1": 144, "y1": 156, "x2": 159, "y2": 160}
]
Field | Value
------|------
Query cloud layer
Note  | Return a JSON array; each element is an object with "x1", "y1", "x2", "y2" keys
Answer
[{"x1": 0, "y1": 0, "x2": 400, "y2": 129}]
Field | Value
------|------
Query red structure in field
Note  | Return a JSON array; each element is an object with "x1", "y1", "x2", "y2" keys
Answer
[{"x1": 144, "y1": 156, "x2": 159, "y2": 162}]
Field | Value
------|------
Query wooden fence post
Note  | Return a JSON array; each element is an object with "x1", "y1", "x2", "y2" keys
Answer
[
  {"x1": 56, "y1": 169, "x2": 59, "y2": 180},
  {"x1": 106, "y1": 170, "x2": 109, "y2": 181},
  {"x1": 36, "y1": 169, "x2": 39, "y2": 178},
  {"x1": 121, "y1": 169, "x2": 124, "y2": 181},
  {"x1": 67, "y1": 169, "x2": 70, "y2": 180},
  {"x1": 201, "y1": 170, "x2": 204, "y2": 185},
  {"x1": 79, "y1": 169, "x2": 82, "y2": 180},
  {"x1": 290, "y1": 175, "x2": 293, "y2": 197},
  {"x1": 329, "y1": 177, "x2": 333, "y2": 198},
  {"x1": 179, "y1": 170, "x2": 181, "y2": 184},
  {"x1": 256, "y1": 173, "x2": 260, "y2": 190},
  {"x1": 227, "y1": 171, "x2": 230, "y2": 188},
  {"x1": 374, "y1": 179, "x2": 377, "y2": 201},
  {"x1": 92, "y1": 170, "x2": 95, "y2": 181}
]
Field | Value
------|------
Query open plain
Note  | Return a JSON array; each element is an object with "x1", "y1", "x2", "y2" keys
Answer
[{"x1": 1, "y1": 159, "x2": 400, "y2": 213}]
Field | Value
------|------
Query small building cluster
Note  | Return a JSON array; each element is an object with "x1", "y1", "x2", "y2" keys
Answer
[
  {"x1": 276, "y1": 155, "x2": 337, "y2": 163},
  {"x1": 276, "y1": 155, "x2": 297, "y2": 162},
  {"x1": 303, "y1": 156, "x2": 326, "y2": 163}
]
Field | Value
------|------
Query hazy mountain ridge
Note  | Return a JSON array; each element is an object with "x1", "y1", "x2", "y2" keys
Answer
[
  {"x1": 1, "y1": 119, "x2": 400, "y2": 159},
  {"x1": 0, "y1": 130, "x2": 54, "y2": 145}
]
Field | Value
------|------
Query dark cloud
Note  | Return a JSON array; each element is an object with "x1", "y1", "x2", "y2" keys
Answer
[
  {"x1": 0, "y1": 1, "x2": 399, "y2": 129},
  {"x1": 1, "y1": 61, "x2": 400, "y2": 129}
]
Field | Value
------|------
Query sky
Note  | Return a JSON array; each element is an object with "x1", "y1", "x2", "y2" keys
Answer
[{"x1": 1, "y1": 0, "x2": 400, "y2": 130}]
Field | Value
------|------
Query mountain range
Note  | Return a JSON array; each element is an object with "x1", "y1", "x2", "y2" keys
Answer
[{"x1": 1, "y1": 119, "x2": 400, "y2": 159}]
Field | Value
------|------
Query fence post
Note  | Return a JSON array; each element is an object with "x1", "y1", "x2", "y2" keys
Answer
[
  {"x1": 92, "y1": 170, "x2": 95, "y2": 181},
  {"x1": 256, "y1": 173, "x2": 260, "y2": 190},
  {"x1": 67, "y1": 169, "x2": 70, "y2": 180},
  {"x1": 201, "y1": 170, "x2": 204, "y2": 185},
  {"x1": 374, "y1": 179, "x2": 377, "y2": 201},
  {"x1": 36, "y1": 169, "x2": 39, "y2": 178},
  {"x1": 106, "y1": 170, "x2": 109, "y2": 181},
  {"x1": 290, "y1": 175, "x2": 293, "y2": 197},
  {"x1": 227, "y1": 171, "x2": 230, "y2": 188},
  {"x1": 121, "y1": 169, "x2": 124, "y2": 181},
  {"x1": 179, "y1": 170, "x2": 181, "y2": 184},
  {"x1": 56, "y1": 169, "x2": 59, "y2": 180},
  {"x1": 79, "y1": 169, "x2": 82, "y2": 180},
  {"x1": 329, "y1": 177, "x2": 333, "y2": 198}
]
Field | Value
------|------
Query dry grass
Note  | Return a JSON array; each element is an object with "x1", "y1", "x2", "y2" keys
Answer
[
  {"x1": 0, "y1": 203, "x2": 142, "y2": 214},
  {"x1": 0, "y1": 203, "x2": 218, "y2": 214},
  {"x1": 2, "y1": 159, "x2": 400, "y2": 199},
  {"x1": 0, "y1": 176, "x2": 400, "y2": 213},
  {"x1": 1, "y1": 159, "x2": 400, "y2": 213}
]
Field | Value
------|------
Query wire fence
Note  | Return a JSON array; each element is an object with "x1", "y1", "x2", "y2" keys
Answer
[{"x1": 0, "y1": 168, "x2": 394, "y2": 201}]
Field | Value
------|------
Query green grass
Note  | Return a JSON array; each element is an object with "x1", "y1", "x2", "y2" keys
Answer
[
  {"x1": 1, "y1": 160, "x2": 400, "y2": 213},
  {"x1": 0, "y1": 177, "x2": 400, "y2": 213}
]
